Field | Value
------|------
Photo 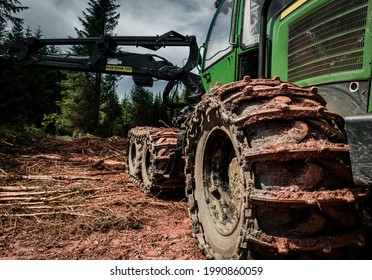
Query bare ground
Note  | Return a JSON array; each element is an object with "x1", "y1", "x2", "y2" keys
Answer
[{"x1": 0, "y1": 135, "x2": 205, "y2": 260}]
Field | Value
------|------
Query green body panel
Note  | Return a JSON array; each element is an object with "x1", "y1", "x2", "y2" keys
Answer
[
  {"x1": 201, "y1": 0, "x2": 372, "y2": 112},
  {"x1": 270, "y1": 0, "x2": 372, "y2": 112},
  {"x1": 201, "y1": 52, "x2": 237, "y2": 90},
  {"x1": 271, "y1": 0, "x2": 372, "y2": 82},
  {"x1": 369, "y1": 4, "x2": 372, "y2": 114},
  {"x1": 200, "y1": 0, "x2": 241, "y2": 90}
]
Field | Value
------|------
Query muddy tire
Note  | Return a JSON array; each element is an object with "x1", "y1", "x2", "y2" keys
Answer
[
  {"x1": 187, "y1": 104, "x2": 248, "y2": 259},
  {"x1": 127, "y1": 127, "x2": 155, "y2": 184},
  {"x1": 140, "y1": 127, "x2": 185, "y2": 198},
  {"x1": 127, "y1": 132, "x2": 141, "y2": 178},
  {"x1": 185, "y1": 77, "x2": 367, "y2": 259}
]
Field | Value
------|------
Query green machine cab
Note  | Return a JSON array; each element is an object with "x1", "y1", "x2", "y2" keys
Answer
[{"x1": 200, "y1": 0, "x2": 372, "y2": 187}]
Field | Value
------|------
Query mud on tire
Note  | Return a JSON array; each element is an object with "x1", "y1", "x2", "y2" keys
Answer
[
  {"x1": 141, "y1": 128, "x2": 185, "y2": 198},
  {"x1": 128, "y1": 127, "x2": 185, "y2": 198},
  {"x1": 127, "y1": 127, "x2": 152, "y2": 183},
  {"x1": 185, "y1": 77, "x2": 367, "y2": 259}
]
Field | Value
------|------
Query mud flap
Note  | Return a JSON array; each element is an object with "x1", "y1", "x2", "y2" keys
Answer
[{"x1": 345, "y1": 113, "x2": 372, "y2": 187}]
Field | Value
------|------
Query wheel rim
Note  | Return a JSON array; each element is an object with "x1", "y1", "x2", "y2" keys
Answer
[
  {"x1": 141, "y1": 143, "x2": 153, "y2": 193},
  {"x1": 201, "y1": 128, "x2": 241, "y2": 236},
  {"x1": 144, "y1": 147, "x2": 152, "y2": 180},
  {"x1": 128, "y1": 142, "x2": 136, "y2": 173}
]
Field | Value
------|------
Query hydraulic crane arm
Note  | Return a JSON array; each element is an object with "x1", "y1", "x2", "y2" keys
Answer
[{"x1": 0, "y1": 30, "x2": 204, "y2": 108}]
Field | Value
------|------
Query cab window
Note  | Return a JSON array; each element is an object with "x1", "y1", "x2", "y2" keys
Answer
[
  {"x1": 241, "y1": 0, "x2": 262, "y2": 48},
  {"x1": 241, "y1": 0, "x2": 292, "y2": 48},
  {"x1": 204, "y1": 0, "x2": 235, "y2": 68}
]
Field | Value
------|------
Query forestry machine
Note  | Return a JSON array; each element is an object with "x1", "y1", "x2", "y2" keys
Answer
[{"x1": 1, "y1": 0, "x2": 372, "y2": 259}]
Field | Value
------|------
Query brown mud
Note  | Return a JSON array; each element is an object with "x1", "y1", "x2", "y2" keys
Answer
[{"x1": 0, "y1": 135, "x2": 204, "y2": 260}]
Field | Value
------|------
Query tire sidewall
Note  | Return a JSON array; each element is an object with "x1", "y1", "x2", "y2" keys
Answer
[{"x1": 193, "y1": 104, "x2": 246, "y2": 259}]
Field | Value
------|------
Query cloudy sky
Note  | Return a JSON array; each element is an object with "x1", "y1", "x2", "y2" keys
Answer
[{"x1": 17, "y1": 0, "x2": 216, "y2": 98}]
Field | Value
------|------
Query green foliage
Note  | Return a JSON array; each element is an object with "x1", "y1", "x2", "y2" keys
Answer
[
  {"x1": 0, "y1": 123, "x2": 45, "y2": 142},
  {"x1": 0, "y1": 0, "x2": 28, "y2": 29},
  {"x1": 53, "y1": 72, "x2": 96, "y2": 135},
  {"x1": 0, "y1": 0, "x2": 126, "y2": 138},
  {"x1": 0, "y1": 0, "x2": 176, "y2": 138},
  {"x1": 0, "y1": 23, "x2": 63, "y2": 133},
  {"x1": 0, "y1": 0, "x2": 28, "y2": 45},
  {"x1": 130, "y1": 86, "x2": 154, "y2": 126},
  {"x1": 0, "y1": 10, "x2": 65, "y2": 134},
  {"x1": 121, "y1": 95, "x2": 134, "y2": 134},
  {"x1": 51, "y1": 72, "x2": 123, "y2": 137},
  {"x1": 76, "y1": 0, "x2": 120, "y2": 37},
  {"x1": 121, "y1": 86, "x2": 170, "y2": 134},
  {"x1": 73, "y1": 0, "x2": 120, "y2": 55},
  {"x1": 152, "y1": 92, "x2": 169, "y2": 125},
  {"x1": 61, "y1": 0, "x2": 121, "y2": 136},
  {"x1": 100, "y1": 75, "x2": 123, "y2": 137},
  {"x1": 42, "y1": 113, "x2": 59, "y2": 134}
]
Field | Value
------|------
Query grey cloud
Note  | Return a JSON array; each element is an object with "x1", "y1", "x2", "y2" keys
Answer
[{"x1": 19, "y1": 0, "x2": 214, "y2": 43}]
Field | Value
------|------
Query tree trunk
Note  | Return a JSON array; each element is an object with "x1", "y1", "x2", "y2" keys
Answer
[{"x1": 94, "y1": 72, "x2": 101, "y2": 136}]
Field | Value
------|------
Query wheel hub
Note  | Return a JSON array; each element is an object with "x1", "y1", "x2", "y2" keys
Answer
[{"x1": 203, "y1": 129, "x2": 242, "y2": 236}]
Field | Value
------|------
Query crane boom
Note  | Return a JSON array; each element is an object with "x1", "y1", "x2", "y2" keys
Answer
[{"x1": 0, "y1": 30, "x2": 204, "y2": 109}]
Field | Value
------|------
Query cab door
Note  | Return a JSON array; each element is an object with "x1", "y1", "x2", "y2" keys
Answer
[{"x1": 201, "y1": 0, "x2": 239, "y2": 90}]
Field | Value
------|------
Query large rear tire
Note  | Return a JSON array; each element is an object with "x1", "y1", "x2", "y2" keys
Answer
[
  {"x1": 185, "y1": 77, "x2": 367, "y2": 259},
  {"x1": 191, "y1": 108, "x2": 247, "y2": 259}
]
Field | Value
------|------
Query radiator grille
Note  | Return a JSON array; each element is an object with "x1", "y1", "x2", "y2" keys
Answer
[{"x1": 288, "y1": 0, "x2": 368, "y2": 82}]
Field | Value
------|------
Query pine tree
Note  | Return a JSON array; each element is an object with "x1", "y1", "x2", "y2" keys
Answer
[
  {"x1": 152, "y1": 92, "x2": 169, "y2": 125},
  {"x1": 0, "y1": 25, "x2": 63, "y2": 134},
  {"x1": 130, "y1": 86, "x2": 154, "y2": 126},
  {"x1": 75, "y1": 0, "x2": 120, "y2": 39},
  {"x1": 55, "y1": 71, "x2": 96, "y2": 135},
  {"x1": 100, "y1": 74, "x2": 123, "y2": 136},
  {"x1": 4, "y1": 18, "x2": 24, "y2": 43},
  {"x1": 121, "y1": 87, "x2": 171, "y2": 134},
  {"x1": 70, "y1": 0, "x2": 120, "y2": 136},
  {"x1": 0, "y1": 0, "x2": 28, "y2": 29},
  {"x1": 121, "y1": 93, "x2": 134, "y2": 135}
]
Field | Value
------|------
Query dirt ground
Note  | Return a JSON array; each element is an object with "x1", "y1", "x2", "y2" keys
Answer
[{"x1": 0, "y1": 135, "x2": 205, "y2": 260}]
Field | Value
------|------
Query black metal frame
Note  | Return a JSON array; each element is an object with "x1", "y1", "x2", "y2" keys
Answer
[{"x1": 1, "y1": 30, "x2": 204, "y2": 109}]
